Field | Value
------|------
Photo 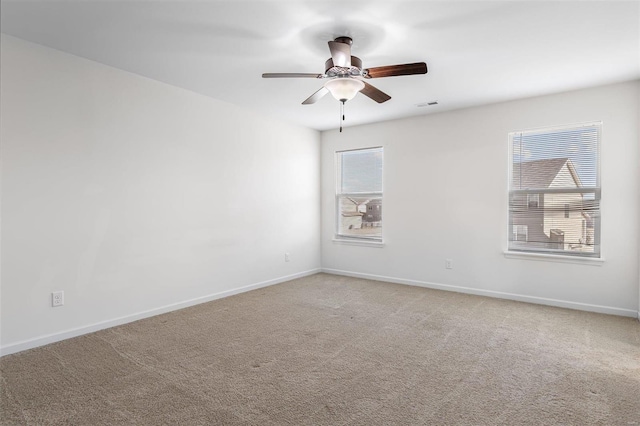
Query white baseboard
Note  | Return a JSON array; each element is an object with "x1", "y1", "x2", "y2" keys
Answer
[
  {"x1": 1, "y1": 268, "x2": 321, "y2": 357},
  {"x1": 322, "y1": 268, "x2": 639, "y2": 318}
]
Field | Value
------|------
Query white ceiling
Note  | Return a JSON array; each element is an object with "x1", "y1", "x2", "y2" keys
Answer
[{"x1": 1, "y1": 1, "x2": 639, "y2": 131}]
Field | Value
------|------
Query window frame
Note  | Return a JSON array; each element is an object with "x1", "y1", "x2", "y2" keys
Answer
[
  {"x1": 335, "y1": 147, "x2": 384, "y2": 243},
  {"x1": 506, "y1": 122, "x2": 602, "y2": 259}
]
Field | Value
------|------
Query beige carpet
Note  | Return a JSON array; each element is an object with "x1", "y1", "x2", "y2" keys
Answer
[{"x1": 1, "y1": 273, "x2": 639, "y2": 425}]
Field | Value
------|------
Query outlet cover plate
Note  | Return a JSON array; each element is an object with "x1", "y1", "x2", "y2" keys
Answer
[{"x1": 52, "y1": 291, "x2": 64, "y2": 307}]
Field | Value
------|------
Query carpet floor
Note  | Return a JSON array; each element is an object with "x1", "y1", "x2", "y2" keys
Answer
[{"x1": 1, "y1": 273, "x2": 639, "y2": 425}]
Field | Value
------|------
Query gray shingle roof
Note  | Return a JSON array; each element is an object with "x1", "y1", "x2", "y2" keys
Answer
[{"x1": 512, "y1": 158, "x2": 570, "y2": 189}]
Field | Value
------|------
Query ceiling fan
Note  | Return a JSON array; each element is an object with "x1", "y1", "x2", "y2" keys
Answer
[{"x1": 262, "y1": 36, "x2": 428, "y2": 107}]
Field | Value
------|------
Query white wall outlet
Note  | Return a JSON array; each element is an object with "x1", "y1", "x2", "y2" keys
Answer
[
  {"x1": 285, "y1": 252, "x2": 290, "y2": 262},
  {"x1": 52, "y1": 291, "x2": 64, "y2": 307},
  {"x1": 445, "y1": 259, "x2": 453, "y2": 269}
]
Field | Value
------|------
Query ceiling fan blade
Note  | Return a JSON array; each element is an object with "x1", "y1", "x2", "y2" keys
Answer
[
  {"x1": 364, "y1": 62, "x2": 428, "y2": 79},
  {"x1": 328, "y1": 40, "x2": 351, "y2": 68},
  {"x1": 360, "y1": 81, "x2": 391, "y2": 103},
  {"x1": 302, "y1": 87, "x2": 329, "y2": 105},
  {"x1": 262, "y1": 73, "x2": 323, "y2": 78}
]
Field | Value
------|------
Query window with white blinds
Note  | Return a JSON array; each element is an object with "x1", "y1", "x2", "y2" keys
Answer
[
  {"x1": 508, "y1": 123, "x2": 601, "y2": 257},
  {"x1": 336, "y1": 147, "x2": 383, "y2": 241}
]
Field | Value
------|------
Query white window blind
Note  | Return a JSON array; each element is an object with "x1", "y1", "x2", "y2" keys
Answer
[
  {"x1": 508, "y1": 123, "x2": 601, "y2": 257},
  {"x1": 336, "y1": 147, "x2": 383, "y2": 241}
]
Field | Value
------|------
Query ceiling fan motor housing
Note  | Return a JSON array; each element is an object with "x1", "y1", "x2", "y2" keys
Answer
[{"x1": 324, "y1": 56, "x2": 363, "y2": 77}]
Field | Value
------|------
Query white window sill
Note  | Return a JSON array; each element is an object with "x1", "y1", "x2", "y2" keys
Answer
[
  {"x1": 503, "y1": 250, "x2": 604, "y2": 265},
  {"x1": 332, "y1": 238, "x2": 385, "y2": 248}
]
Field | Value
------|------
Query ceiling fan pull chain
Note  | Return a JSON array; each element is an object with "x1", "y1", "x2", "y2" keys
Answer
[{"x1": 339, "y1": 100, "x2": 344, "y2": 132}]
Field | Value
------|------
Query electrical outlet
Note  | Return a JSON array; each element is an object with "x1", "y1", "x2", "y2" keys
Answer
[
  {"x1": 52, "y1": 291, "x2": 64, "y2": 307},
  {"x1": 445, "y1": 259, "x2": 453, "y2": 269},
  {"x1": 285, "y1": 252, "x2": 290, "y2": 262}
]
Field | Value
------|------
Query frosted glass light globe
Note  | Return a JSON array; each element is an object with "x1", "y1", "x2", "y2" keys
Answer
[{"x1": 324, "y1": 78, "x2": 365, "y2": 102}]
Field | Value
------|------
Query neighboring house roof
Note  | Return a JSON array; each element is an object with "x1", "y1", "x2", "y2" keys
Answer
[{"x1": 512, "y1": 158, "x2": 582, "y2": 189}]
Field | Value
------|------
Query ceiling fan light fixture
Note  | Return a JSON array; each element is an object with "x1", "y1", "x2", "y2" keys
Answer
[{"x1": 324, "y1": 78, "x2": 365, "y2": 102}]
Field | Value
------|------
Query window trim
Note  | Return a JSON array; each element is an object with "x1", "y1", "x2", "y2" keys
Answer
[
  {"x1": 506, "y1": 121, "x2": 602, "y2": 259},
  {"x1": 335, "y1": 147, "x2": 384, "y2": 243},
  {"x1": 332, "y1": 237, "x2": 386, "y2": 247},
  {"x1": 503, "y1": 250, "x2": 604, "y2": 265}
]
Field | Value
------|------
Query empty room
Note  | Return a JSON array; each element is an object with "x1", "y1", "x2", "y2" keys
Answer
[{"x1": 1, "y1": 1, "x2": 639, "y2": 424}]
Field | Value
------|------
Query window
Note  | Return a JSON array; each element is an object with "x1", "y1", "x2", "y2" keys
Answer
[
  {"x1": 512, "y1": 225, "x2": 528, "y2": 242},
  {"x1": 336, "y1": 147, "x2": 383, "y2": 241},
  {"x1": 508, "y1": 122, "x2": 601, "y2": 257}
]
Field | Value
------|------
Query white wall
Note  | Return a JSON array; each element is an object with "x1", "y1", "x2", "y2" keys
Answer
[
  {"x1": 0, "y1": 35, "x2": 321, "y2": 354},
  {"x1": 322, "y1": 80, "x2": 640, "y2": 317}
]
